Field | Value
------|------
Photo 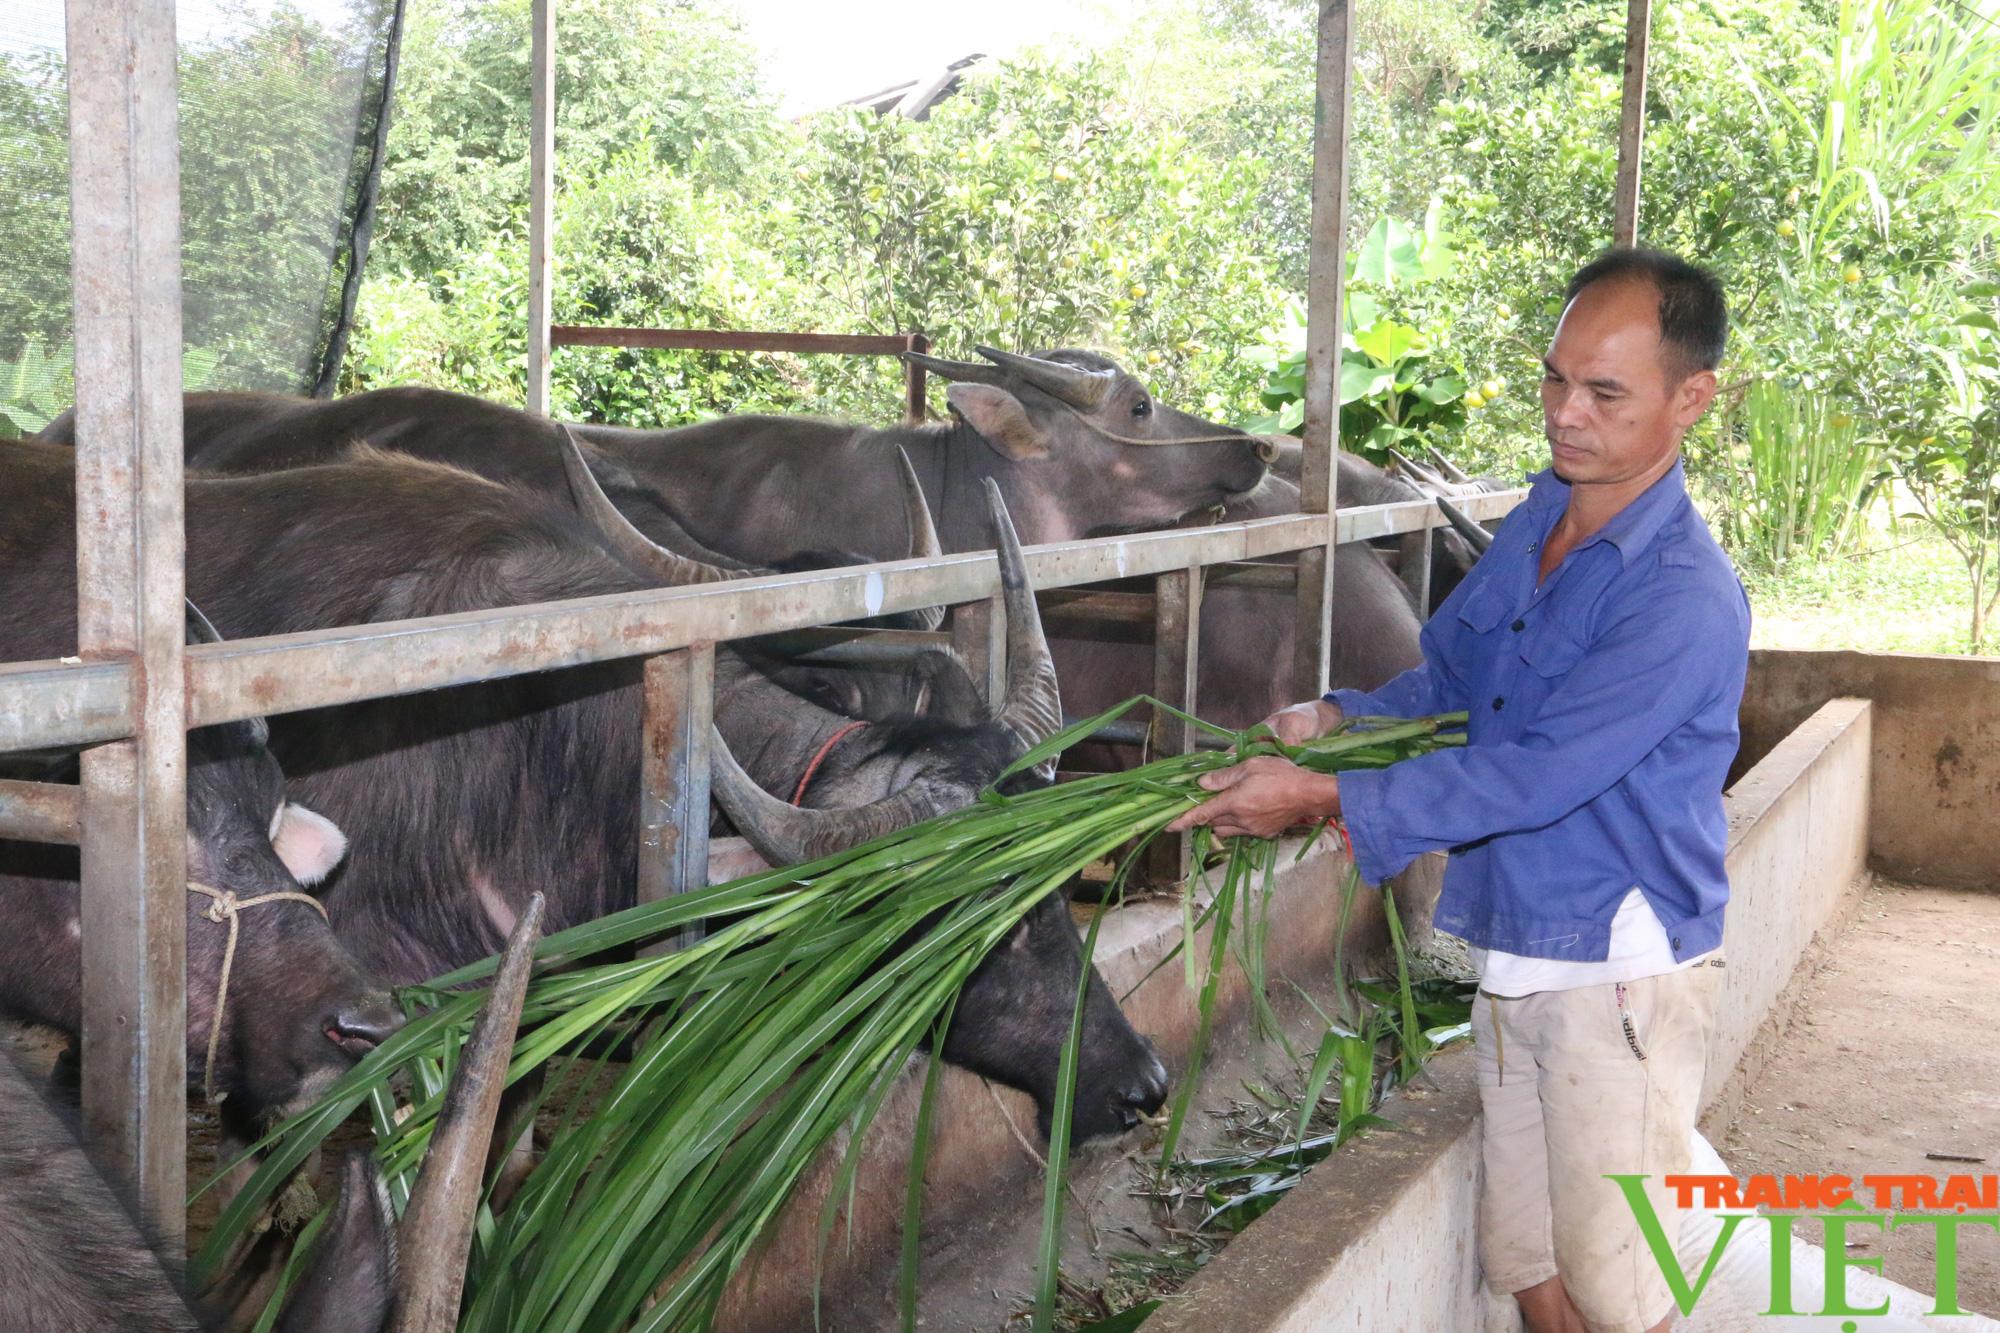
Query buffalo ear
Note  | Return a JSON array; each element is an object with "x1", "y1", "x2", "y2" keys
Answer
[
  {"x1": 946, "y1": 383, "x2": 1051, "y2": 461},
  {"x1": 272, "y1": 803, "x2": 349, "y2": 886}
]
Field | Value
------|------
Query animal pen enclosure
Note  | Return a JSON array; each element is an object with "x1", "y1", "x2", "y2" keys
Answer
[{"x1": 0, "y1": 0, "x2": 1788, "y2": 1325}]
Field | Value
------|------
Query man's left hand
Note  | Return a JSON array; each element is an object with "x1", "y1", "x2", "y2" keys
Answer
[{"x1": 1164, "y1": 756, "x2": 1342, "y2": 840}]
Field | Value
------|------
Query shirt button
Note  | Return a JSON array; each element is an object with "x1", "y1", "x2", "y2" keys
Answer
[
  {"x1": 1511, "y1": 619, "x2": 1526, "y2": 632},
  {"x1": 1671, "y1": 937, "x2": 1682, "y2": 951},
  {"x1": 1492, "y1": 697, "x2": 1505, "y2": 711}
]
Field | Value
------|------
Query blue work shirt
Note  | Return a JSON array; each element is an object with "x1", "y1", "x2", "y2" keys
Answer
[{"x1": 1328, "y1": 459, "x2": 1750, "y2": 963}]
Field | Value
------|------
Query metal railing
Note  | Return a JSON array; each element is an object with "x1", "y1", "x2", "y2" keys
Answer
[{"x1": 6, "y1": 0, "x2": 1664, "y2": 1239}]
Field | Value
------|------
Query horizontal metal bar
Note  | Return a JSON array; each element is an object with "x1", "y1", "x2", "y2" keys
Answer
[
  {"x1": 0, "y1": 657, "x2": 134, "y2": 753},
  {"x1": 1205, "y1": 561, "x2": 1298, "y2": 590},
  {"x1": 0, "y1": 778, "x2": 83, "y2": 843},
  {"x1": 550, "y1": 326, "x2": 916, "y2": 356},
  {"x1": 751, "y1": 626, "x2": 955, "y2": 664},
  {"x1": 0, "y1": 492, "x2": 1529, "y2": 742}
]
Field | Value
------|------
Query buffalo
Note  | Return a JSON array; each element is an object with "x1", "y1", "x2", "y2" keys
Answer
[
  {"x1": 0, "y1": 438, "x2": 1169, "y2": 1140},
  {"x1": 0, "y1": 600, "x2": 399, "y2": 1132},
  {"x1": 0, "y1": 896, "x2": 541, "y2": 1332},
  {"x1": 40, "y1": 348, "x2": 1270, "y2": 564}
]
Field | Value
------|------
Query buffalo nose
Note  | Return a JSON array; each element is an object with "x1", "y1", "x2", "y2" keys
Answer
[
  {"x1": 325, "y1": 994, "x2": 406, "y2": 1057},
  {"x1": 1119, "y1": 1045, "x2": 1171, "y2": 1119}
]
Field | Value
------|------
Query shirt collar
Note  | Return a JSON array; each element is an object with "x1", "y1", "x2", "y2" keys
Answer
[{"x1": 1521, "y1": 458, "x2": 1688, "y2": 568}]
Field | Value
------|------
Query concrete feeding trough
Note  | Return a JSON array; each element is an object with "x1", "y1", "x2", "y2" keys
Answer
[{"x1": 712, "y1": 648, "x2": 2000, "y2": 1329}]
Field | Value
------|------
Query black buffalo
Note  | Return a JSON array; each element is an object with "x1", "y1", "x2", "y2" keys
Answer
[
  {"x1": 0, "y1": 598, "x2": 399, "y2": 1131},
  {"x1": 0, "y1": 440, "x2": 1168, "y2": 1140}
]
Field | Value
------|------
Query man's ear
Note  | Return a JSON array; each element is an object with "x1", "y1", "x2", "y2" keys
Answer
[
  {"x1": 1674, "y1": 368, "x2": 1720, "y2": 431},
  {"x1": 946, "y1": 383, "x2": 1052, "y2": 460}
]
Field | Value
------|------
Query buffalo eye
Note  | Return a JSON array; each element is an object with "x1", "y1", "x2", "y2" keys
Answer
[{"x1": 1131, "y1": 398, "x2": 1152, "y2": 419}]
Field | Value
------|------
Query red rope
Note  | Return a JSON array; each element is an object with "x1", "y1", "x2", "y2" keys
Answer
[{"x1": 792, "y1": 720, "x2": 870, "y2": 806}]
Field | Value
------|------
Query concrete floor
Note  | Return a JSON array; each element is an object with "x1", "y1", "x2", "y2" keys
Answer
[{"x1": 1715, "y1": 878, "x2": 2000, "y2": 1315}]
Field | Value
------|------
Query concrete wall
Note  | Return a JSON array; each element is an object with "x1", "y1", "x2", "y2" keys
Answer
[
  {"x1": 719, "y1": 835, "x2": 1449, "y2": 1331},
  {"x1": 1147, "y1": 698, "x2": 1875, "y2": 1333},
  {"x1": 1740, "y1": 650, "x2": 2000, "y2": 886}
]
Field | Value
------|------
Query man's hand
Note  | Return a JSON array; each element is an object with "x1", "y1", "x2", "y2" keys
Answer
[
  {"x1": 1256, "y1": 698, "x2": 1344, "y2": 747},
  {"x1": 1165, "y1": 756, "x2": 1342, "y2": 840}
]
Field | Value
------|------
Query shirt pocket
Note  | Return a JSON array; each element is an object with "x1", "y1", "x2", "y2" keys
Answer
[
  {"x1": 1455, "y1": 581, "x2": 1512, "y2": 633},
  {"x1": 1519, "y1": 622, "x2": 1587, "y2": 679}
]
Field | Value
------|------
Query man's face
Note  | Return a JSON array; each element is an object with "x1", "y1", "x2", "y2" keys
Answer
[{"x1": 1539, "y1": 276, "x2": 1717, "y2": 487}]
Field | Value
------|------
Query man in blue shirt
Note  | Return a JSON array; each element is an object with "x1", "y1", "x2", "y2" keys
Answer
[{"x1": 1170, "y1": 249, "x2": 1749, "y2": 1333}]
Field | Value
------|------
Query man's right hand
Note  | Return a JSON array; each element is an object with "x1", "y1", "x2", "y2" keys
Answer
[{"x1": 1258, "y1": 698, "x2": 1344, "y2": 747}]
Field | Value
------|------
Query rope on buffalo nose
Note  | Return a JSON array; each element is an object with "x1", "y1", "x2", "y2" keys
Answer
[{"x1": 185, "y1": 881, "x2": 330, "y2": 1106}]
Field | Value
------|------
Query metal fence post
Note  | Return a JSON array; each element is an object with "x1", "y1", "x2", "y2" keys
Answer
[
  {"x1": 902, "y1": 329, "x2": 929, "y2": 424},
  {"x1": 1612, "y1": 0, "x2": 1654, "y2": 248},
  {"x1": 526, "y1": 0, "x2": 555, "y2": 413},
  {"x1": 951, "y1": 596, "x2": 1005, "y2": 710},
  {"x1": 1294, "y1": 0, "x2": 1353, "y2": 702},
  {"x1": 638, "y1": 645, "x2": 714, "y2": 953},
  {"x1": 66, "y1": 0, "x2": 189, "y2": 1241},
  {"x1": 1398, "y1": 527, "x2": 1433, "y2": 619},
  {"x1": 1146, "y1": 566, "x2": 1203, "y2": 883}
]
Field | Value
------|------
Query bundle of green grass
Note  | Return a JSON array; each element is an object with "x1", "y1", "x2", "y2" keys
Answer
[{"x1": 202, "y1": 700, "x2": 1464, "y2": 1332}]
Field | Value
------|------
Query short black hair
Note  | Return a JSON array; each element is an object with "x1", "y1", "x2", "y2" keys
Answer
[{"x1": 1563, "y1": 248, "x2": 1728, "y2": 380}]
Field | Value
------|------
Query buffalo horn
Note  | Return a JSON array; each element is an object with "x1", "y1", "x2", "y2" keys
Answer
[
  {"x1": 974, "y1": 346, "x2": 1114, "y2": 410},
  {"x1": 895, "y1": 447, "x2": 946, "y2": 631},
  {"x1": 981, "y1": 479, "x2": 1063, "y2": 772},
  {"x1": 557, "y1": 425, "x2": 750, "y2": 585},
  {"x1": 1426, "y1": 446, "x2": 1473, "y2": 487},
  {"x1": 707, "y1": 726, "x2": 943, "y2": 866},
  {"x1": 388, "y1": 892, "x2": 545, "y2": 1333},
  {"x1": 901, "y1": 350, "x2": 1010, "y2": 387},
  {"x1": 1435, "y1": 497, "x2": 1494, "y2": 555},
  {"x1": 1386, "y1": 446, "x2": 1449, "y2": 493}
]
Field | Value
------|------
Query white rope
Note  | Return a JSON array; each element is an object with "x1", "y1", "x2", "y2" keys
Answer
[{"x1": 185, "y1": 880, "x2": 330, "y2": 1106}]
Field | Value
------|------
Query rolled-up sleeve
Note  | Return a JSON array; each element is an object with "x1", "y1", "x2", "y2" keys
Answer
[{"x1": 1337, "y1": 579, "x2": 1747, "y2": 884}]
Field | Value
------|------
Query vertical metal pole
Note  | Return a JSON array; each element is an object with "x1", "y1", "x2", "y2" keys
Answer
[
  {"x1": 1294, "y1": 0, "x2": 1352, "y2": 702},
  {"x1": 902, "y1": 329, "x2": 929, "y2": 425},
  {"x1": 1398, "y1": 527, "x2": 1433, "y2": 619},
  {"x1": 525, "y1": 0, "x2": 555, "y2": 413},
  {"x1": 1612, "y1": 0, "x2": 1653, "y2": 248},
  {"x1": 951, "y1": 596, "x2": 1005, "y2": 709},
  {"x1": 638, "y1": 645, "x2": 713, "y2": 953},
  {"x1": 67, "y1": 0, "x2": 188, "y2": 1241},
  {"x1": 1146, "y1": 566, "x2": 1202, "y2": 884}
]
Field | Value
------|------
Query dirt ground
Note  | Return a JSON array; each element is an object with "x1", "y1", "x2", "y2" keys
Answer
[{"x1": 1714, "y1": 877, "x2": 2000, "y2": 1314}]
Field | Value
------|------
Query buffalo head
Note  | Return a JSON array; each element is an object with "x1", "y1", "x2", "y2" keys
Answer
[
  {"x1": 179, "y1": 606, "x2": 402, "y2": 1126},
  {"x1": 908, "y1": 346, "x2": 1269, "y2": 538}
]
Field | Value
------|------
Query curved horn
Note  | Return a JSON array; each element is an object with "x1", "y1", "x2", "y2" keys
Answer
[
  {"x1": 974, "y1": 346, "x2": 1114, "y2": 410},
  {"x1": 895, "y1": 447, "x2": 946, "y2": 632},
  {"x1": 708, "y1": 726, "x2": 943, "y2": 866},
  {"x1": 184, "y1": 599, "x2": 224, "y2": 645},
  {"x1": 1386, "y1": 446, "x2": 1448, "y2": 492},
  {"x1": 901, "y1": 350, "x2": 1009, "y2": 387},
  {"x1": 1435, "y1": 497, "x2": 1494, "y2": 555},
  {"x1": 980, "y1": 479, "x2": 1062, "y2": 771},
  {"x1": 557, "y1": 425, "x2": 750, "y2": 585},
  {"x1": 391, "y1": 892, "x2": 544, "y2": 1330},
  {"x1": 1425, "y1": 445, "x2": 1473, "y2": 487}
]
